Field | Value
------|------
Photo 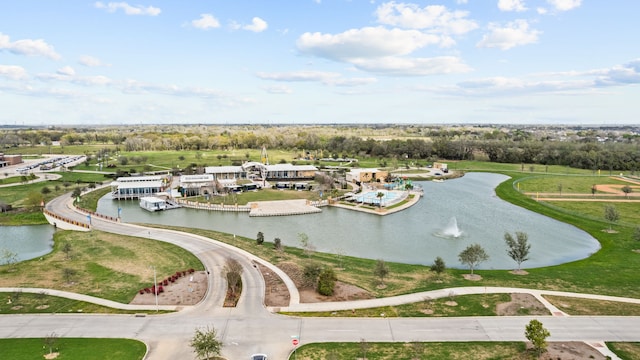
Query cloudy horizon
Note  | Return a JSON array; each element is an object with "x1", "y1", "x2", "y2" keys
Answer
[{"x1": 1, "y1": 1, "x2": 639, "y2": 126}]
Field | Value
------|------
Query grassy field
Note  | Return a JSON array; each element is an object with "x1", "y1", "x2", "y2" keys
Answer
[
  {"x1": 0, "y1": 338, "x2": 146, "y2": 360},
  {"x1": 0, "y1": 292, "x2": 160, "y2": 315},
  {"x1": 284, "y1": 293, "x2": 518, "y2": 318},
  {"x1": 543, "y1": 295, "x2": 640, "y2": 316},
  {"x1": 293, "y1": 342, "x2": 530, "y2": 360},
  {"x1": 0, "y1": 230, "x2": 204, "y2": 303}
]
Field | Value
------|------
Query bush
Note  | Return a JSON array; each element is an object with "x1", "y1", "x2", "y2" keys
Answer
[{"x1": 318, "y1": 267, "x2": 337, "y2": 296}]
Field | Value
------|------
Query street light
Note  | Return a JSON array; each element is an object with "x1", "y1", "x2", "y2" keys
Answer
[{"x1": 149, "y1": 265, "x2": 158, "y2": 312}]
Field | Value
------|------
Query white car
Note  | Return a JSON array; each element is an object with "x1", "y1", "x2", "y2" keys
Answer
[{"x1": 250, "y1": 354, "x2": 267, "y2": 360}]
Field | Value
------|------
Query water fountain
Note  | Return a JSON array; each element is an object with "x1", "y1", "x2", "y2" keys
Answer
[{"x1": 441, "y1": 217, "x2": 463, "y2": 238}]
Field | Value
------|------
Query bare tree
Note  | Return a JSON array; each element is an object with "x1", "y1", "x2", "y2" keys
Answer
[{"x1": 224, "y1": 258, "x2": 243, "y2": 296}]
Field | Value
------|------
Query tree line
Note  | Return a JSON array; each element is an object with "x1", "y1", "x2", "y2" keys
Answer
[{"x1": 2, "y1": 125, "x2": 639, "y2": 172}]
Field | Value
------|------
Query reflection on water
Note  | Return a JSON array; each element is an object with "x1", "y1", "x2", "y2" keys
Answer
[
  {"x1": 0, "y1": 225, "x2": 55, "y2": 262},
  {"x1": 98, "y1": 173, "x2": 600, "y2": 270}
]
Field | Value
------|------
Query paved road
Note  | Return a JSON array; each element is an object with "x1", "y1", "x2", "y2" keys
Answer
[{"x1": 2, "y1": 193, "x2": 638, "y2": 359}]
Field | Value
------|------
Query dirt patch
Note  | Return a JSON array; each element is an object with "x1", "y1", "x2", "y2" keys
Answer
[
  {"x1": 509, "y1": 269, "x2": 529, "y2": 275},
  {"x1": 538, "y1": 342, "x2": 607, "y2": 360},
  {"x1": 44, "y1": 352, "x2": 60, "y2": 359},
  {"x1": 463, "y1": 274, "x2": 482, "y2": 281},
  {"x1": 496, "y1": 293, "x2": 550, "y2": 316},
  {"x1": 262, "y1": 261, "x2": 373, "y2": 305},
  {"x1": 129, "y1": 271, "x2": 207, "y2": 306}
]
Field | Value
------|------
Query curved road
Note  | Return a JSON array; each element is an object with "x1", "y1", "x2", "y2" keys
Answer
[{"x1": 1, "y1": 193, "x2": 639, "y2": 359}]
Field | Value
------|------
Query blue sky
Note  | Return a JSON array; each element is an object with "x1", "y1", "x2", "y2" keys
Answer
[{"x1": 1, "y1": 0, "x2": 639, "y2": 126}]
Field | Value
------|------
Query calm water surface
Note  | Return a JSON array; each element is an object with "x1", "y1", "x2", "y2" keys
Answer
[
  {"x1": 0, "y1": 225, "x2": 55, "y2": 262},
  {"x1": 98, "y1": 173, "x2": 600, "y2": 269}
]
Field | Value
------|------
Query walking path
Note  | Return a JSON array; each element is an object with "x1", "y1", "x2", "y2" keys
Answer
[{"x1": 3, "y1": 190, "x2": 639, "y2": 359}]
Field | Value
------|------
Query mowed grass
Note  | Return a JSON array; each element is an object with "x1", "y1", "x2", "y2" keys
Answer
[
  {"x1": 0, "y1": 230, "x2": 204, "y2": 303},
  {"x1": 293, "y1": 342, "x2": 530, "y2": 360},
  {"x1": 285, "y1": 293, "x2": 515, "y2": 318},
  {"x1": 0, "y1": 292, "x2": 157, "y2": 315},
  {"x1": 0, "y1": 338, "x2": 145, "y2": 360},
  {"x1": 544, "y1": 295, "x2": 640, "y2": 316},
  {"x1": 607, "y1": 343, "x2": 640, "y2": 360},
  {"x1": 515, "y1": 174, "x2": 634, "y2": 194}
]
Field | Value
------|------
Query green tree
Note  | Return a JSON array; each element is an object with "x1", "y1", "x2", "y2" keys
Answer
[
  {"x1": 190, "y1": 325, "x2": 223, "y2": 360},
  {"x1": 604, "y1": 204, "x2": 620, "y2": 230},
  {"x1": 376, "y1": 191, "x2": 384, "y2": 207},
  {"x1": 374, "y1": 259, "x2": 389, "y2": 286},
  {"x1": 458, "y1": 243, "x2": 489, "y2": 275},
  {"x1": 504, "y1": 231, "x2": 531, "y2": 271},
  {"x1": 591, "y1": 184, "x2": 597, "y2": 197},
  {"x1": 525, "y1": 319, "x2": 550, "y2": 357},
  {"x1": 318, "y1": 267, "x2": 337, "y2": 296},
  {"x1": 430, "y1": 256, "x2": 446, "y2": 279},
  {"x1": 25, "y1": 191, "x2": 43, "y2": 208},
  {"x1": 256, "y1": 231, "x2": 264, "y2": 245},
  {"x1": 303, "y1": 262, "x2": 322, "y2": 289},
  {"x1": 274, "y1": 237, "x2": 282, "y2": 251},
  {"x1": 621, "y1": 185, "x2": 632, "y2": 199}
]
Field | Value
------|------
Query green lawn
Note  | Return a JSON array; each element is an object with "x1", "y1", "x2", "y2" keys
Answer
[
  {"x1": 515, "y1": 174, "x2": 632, "y2": 194},
  {"x1": 0, "y1": 230, "x2": 204, "y2": 304},
  {"x1": 0, "y1": 338, "x2": 146, "y2": 360},
  {"x1": 293, "y1": 342, "x2": 530, "y2": 360}
]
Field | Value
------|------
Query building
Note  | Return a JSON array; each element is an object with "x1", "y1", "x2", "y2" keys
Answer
[
  {"x1": 204, "y1": 163, "x2": 317, "y2": 182},
  {"x1": 179, "y1": 174, "x2": 215, "y2": 197},
  {"x1": 346, "y1": 168, "x2": 389, "y2": 184},
  {"x1": 0, "y1": 153, "x2": 22, "y2": 168},
  {"x1": 110, "y1": 175, "x2": 171, "y2": 200},
  {"x1": 433, "y1": 162, "x2": 449, "y2": 173}
]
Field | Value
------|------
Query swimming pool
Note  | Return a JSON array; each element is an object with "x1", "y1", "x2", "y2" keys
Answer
[{"x1": 352, "y1": 190, "x2": 401, "y2": 205}]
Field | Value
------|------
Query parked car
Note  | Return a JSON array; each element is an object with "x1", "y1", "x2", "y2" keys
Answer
[{"x1": 250, "y1": 354, "x2": 267, "y2": 360}]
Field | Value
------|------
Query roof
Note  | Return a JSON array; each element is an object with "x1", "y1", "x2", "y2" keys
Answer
[
  {"x1": 116, "y1": 175, "x2": 164, "y2": 182},
  {"x1": 113, "y1": 181, "x2": 164, "y2": 189},
  {"x1": 205, "y1": 166, "x2": 245, "y2": 174},
  {"x1": 348, "y1": 168, "x2": 384, "y2": 175},
  {"x1": 180, "y1": 174, "x2": 214, "y2": 182},
  {"x1": 265, "y1": 164, "x2": 317, "y2": 171},
  {"x1": 140, "y1": 197, "x2": 165, "y2": 203}
]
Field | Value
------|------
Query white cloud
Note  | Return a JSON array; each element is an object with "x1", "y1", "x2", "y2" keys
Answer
[
  {"x1": 243, "y1": 17, "x2": 268, "y2": 33},
  {"x1": 477, "y1": 19, "x2": 540, "y2": 50},
  {"x1": 594, "y1": 59, "x2": 640, "y2": 86},
  {"x1": 432, "y1": 59, "x2": 640, "y2": 97},
  {"x1": 351, "y1": 56, "x2": 472, "y2": 76},
  {"x1": 79, "y1": 55, "x2": 109, "y2": 67},
  {"x1": 262, "y1": 85, "x2": 292, "y2": 94},
  {"x1": 56, "y1": 66, "x2": 76, "y2": 77},
  {"x1": 0, "y1": 32, "x2": 61, "y2": 60},
  {"x1": 375, "y1": 2, "x2": 478, "y2": 35},
  {"x1": 298, "y1": 27, "x2": 443, "y2": 62},
  {"x1": 191, "y1": 14, "x2": 221, "y2": 30},
  {"x1": 498, "y1": 0, "x2": 527, "y2": 12},
  {"x1": 0, "y1": 65, "x2": 27, "y2": 80},
  {"x1": 256, "y1": 70, "x2": 377, "y2": 86},
  {"x1": 94, "y1": 2, "x2": 161, "y2": 16},
  {"x1": 256, "y1": 70, "x2": 340, "y2": 82},
  {"x1": 546, "y1": 0, "x2": 582, "y2": 12},
  {"x1": 536, "y1": 7, "x2": 548, "y2": 14}
]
